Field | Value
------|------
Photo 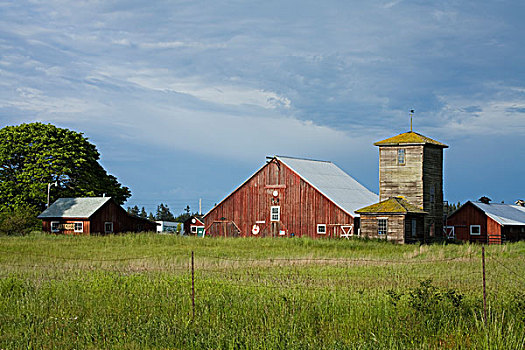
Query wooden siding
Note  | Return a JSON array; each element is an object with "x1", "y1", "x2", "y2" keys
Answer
[
  {"x1": 379, "y1": 145, "x2": 424, "y2": 206},
  {"x1": 487, "y1": 217, "x2": 502, "y2": 244},
  {"x1": 378, "y1": 144, "x2": 445, "y2": 240},
  {"x1": 503, "y1": 225, "x2": 525, "y2": 242},
  {"x1": 360, "y1": 213, "x2": 425, "y2": 244},
  {"x1": 423, "y1": 146, "x2": 445, "y2": 239},
  {"x1": 447, "y1": 202, "x2": 489, "y2": 243},
  {"x1": 204, "y1": 159, "x2": 355, "y2": 238},
  {"x1": 42, "y1": 219, "x2": 89, "y2": 235},
  {"x1": 41, "y1": 200, "x2": 156, "y2": 234}
]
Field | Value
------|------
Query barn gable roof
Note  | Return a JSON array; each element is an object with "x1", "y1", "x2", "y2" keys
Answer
[
  {"x1": 374, "y1": 131, "x2": 448, "y2": 148},
  {"x1": 204, "y1": 156, "x2": 378, "y2": 218},
  {"x1": 276, "y1": 156, "x2": 378, "y2": 216},
  {"x1": 38, "y1": 197, "x2": 112, "y2": 219},
  {"x1": 470, "y1": 201, "x2": 525, "y2": 226}
]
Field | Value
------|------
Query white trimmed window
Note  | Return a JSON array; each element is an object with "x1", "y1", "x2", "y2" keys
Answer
[
  {"x1": 470, "y1": 225, "x2": 481, "y2": 236},
  {"x1": 51, "y1": 221, "x2": 60, "y2": 233},
  {"x1": 271, "y1": 206, "x2": 280, "y2": 222},
  {"x1": 378, "y1": 219, "x2": 388, "y2": 235},
  {"x1": 397, "y1": 149, "x2": 406, "y2": 165},
  {"x1": 191, "y1": 226, "x2": 197, "y2": 233},
  {"x1": 74, "y1": 222, "x2": 83, "y2": 233},
  {"x1": 104, "y1": 222, "x2": 113, "y2": 233},
  {"x1": 317, "y1": 224, "x2": 326, "y2": 234}
]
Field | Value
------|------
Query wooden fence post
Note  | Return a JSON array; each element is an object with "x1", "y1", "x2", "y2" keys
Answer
[
  {"x1": 191, "y1": 251, "x2": 195, "y2": 320},
  {"x1": 482, "y1": 246, "x2": 487, "y2": 326}
]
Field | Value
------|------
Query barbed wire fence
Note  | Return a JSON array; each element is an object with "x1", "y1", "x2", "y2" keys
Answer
[{"x1": 1, "y1": 246, "x2": 524, "y2": 323}]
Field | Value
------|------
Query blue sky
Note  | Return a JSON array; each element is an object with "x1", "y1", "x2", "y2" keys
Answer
[{"x1": 1, "y1": 0, "x2": 524, "y2": 215}]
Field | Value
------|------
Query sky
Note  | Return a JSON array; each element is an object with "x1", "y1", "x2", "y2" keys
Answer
[{"x1": 1, "y1": 0, "x2": 524, "y2": 216}]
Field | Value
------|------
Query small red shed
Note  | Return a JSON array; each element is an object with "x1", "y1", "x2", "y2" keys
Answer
[
  {"x1": 446, "y1": 201, "x2": 525, "y2": 244},
  {"x1": 38, "y1": 197, "x2": 157, "y2": 234},
  {"x1": 204, "y1": 156, "x2": 378, "y2": 238},
  {"x1": 183, "y1": 216, "x2": 205, "y2": 236}
]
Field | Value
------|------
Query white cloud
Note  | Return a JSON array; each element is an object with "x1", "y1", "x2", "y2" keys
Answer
[
  {"x1": 99, "y1": 67, "x2": 293, "y2": 109},
  {"x1": 0, "y1": 87, "x2": 93, "y2": 114},
  {"x1": 435, "y1": 88, "x2": 525, "y2": 136}
]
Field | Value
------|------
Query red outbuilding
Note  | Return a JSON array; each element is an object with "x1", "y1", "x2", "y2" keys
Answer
[
  {"x1": 38, "y1": 197, "x2": 157, "y2": 234},
  {"x1": 446, "y1": 200, "x2": 525, "y2": 244},
  {"x1": 204, "y1": 156, "x2": 378, "y2": 238}
]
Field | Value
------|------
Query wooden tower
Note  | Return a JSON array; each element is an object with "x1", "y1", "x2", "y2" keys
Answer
[{"x1": 373, "y1": 131, "x2": 448, "y2": 240}]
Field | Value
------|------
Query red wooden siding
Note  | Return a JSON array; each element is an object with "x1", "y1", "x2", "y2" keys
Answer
[
  {"x1": 204, "y1": 159, "x2": 355, "y2": 238},
  {"x1": 41, "y1": 200, "x2": 156, "y2": 234},
  {"x1": 447, "y1": 202, "x2": 503, "y2": 244},
  {"x1": 42, "y1": 219, "x2": 89, "y2": 235}
]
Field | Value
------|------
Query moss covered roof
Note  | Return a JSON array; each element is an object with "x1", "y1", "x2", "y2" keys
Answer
[
  {"x1": 374, "y1": 131, "x2": 448, "y2": 148},
  {"x1": 355, "y1": 197, "x2": 427, "y2": 214}
]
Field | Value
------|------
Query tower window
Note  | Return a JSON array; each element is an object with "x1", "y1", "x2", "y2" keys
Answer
[
  {"x1": 430, "y1": 186, "x2": 435, "y2": 203},
  {"x1": 397, "y1": 149, "x2": 405, "y2": 165}
]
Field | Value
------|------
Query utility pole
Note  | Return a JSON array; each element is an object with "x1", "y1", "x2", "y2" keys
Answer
[{"x1": 47, "y1": 182, "x2": 58, "y2": 207}]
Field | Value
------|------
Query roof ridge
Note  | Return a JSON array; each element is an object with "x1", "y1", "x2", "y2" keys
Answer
[{"x1": 275, "y1": 155, "x2": 332, "y2": 163}]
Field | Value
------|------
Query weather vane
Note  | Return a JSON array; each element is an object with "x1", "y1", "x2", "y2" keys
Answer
[{"x1": 410, "y1": 109, "x2": 414, "y2": 132}]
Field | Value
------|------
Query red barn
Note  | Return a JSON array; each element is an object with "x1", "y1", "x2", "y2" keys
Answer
[
  {"x1": 446, "y1": 201, "x2": 525, "y2": 244},
  {"x1": 204, "y1": 156, "x2": 378, "y2": 238},
  {"x1": 38, "y1": 197, "x2": 157, "y2": 234}
]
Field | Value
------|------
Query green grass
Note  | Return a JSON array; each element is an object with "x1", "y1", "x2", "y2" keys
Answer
[{"x1": 1, "y1": 233, "x2": 524, "y2": 349}]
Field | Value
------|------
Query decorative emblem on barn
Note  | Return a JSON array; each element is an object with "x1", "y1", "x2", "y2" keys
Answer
[{"x1": 251, "y1": 224, "x2": 260, "y2": 235}]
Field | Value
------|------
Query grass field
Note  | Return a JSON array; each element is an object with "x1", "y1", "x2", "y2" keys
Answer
[{"x1": 1, "y1": 233, "x2": 524, "y2": 349}]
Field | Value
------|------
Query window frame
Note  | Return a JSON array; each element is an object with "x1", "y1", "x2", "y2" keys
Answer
[
  {"x1": 317, "y1": 224, "x2": 327, "y2": 234},
  {"x1": 378, "y1": 218, "x2": 388, "y2": 235},
  {"x1": 270, "y1": 206, "x2": 280, "y2": 222},
  {"x1": 51, "y1": 221, "x2": 60, "y2": 233},
  {"x1": 74, "y1": 222, "x2": 83, "y2": 233},
  {"x1": 397, "y1": 149, "x2": 406, "y2": 165},
  {"x1": 104, "y1": 221, "x2": 113, "y2": 233},
  {"x1": 470, "y1": 225, "x2": 481, "y2": 236},
  {"x1": 191, "y1": 226, "x2": 197, "y2": 233}
]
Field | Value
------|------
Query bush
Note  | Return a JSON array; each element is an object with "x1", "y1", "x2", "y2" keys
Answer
[{"x1": 0, "y1": 205, "x2": 40, "y2": 235}]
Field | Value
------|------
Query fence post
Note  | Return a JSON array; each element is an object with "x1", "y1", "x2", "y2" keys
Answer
[
  {"x1": 482, "y1": 246, "x2": 487, "y2": 326},
  {"x1": 191, "y1": 250, "x2": 195, "y2": 320}
]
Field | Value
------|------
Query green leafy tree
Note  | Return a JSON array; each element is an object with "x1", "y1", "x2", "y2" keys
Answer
[
  {"x1": 148, "y1": 212, "x2": 155, "y2": 221},
  {"x1": 0, "y1": 123, "x2": 131, "y2": 213},
  {"x1": 139, "y1": 207, "x2": 148, "y2": 219}
]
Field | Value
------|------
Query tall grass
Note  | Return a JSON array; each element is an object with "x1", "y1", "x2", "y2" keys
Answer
[{"x1": 1, "y1": 233, "x2": 524, "y2": 349}]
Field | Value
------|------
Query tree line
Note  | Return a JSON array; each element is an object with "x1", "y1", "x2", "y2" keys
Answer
[{"x1": 126, "y1": 203, "x2": 201, "y2": 223}]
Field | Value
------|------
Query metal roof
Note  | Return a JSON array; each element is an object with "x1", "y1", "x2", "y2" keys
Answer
[
  {"x1": 38, "y1": 197, "x2": 112, "y2": 219},
  {"x1": 276, "y1": 156, "x2": 378, "y2": 216},
  {"x1": 471, "y1": 201, "x2": 525, "y2": 226}
]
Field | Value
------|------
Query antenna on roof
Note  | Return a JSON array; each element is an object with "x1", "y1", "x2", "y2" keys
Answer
[{"x1": 410, "y1": 109, "x2": 414, "y2": 132}]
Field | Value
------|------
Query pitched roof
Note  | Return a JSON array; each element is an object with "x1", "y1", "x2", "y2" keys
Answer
[
  {"x1": 38, "y1": 197, "x2": 112, "y2": 219},
  {"x1": 470, "y1": 201, "x2": 525, "y2": 226},
  {"x1": 276, "y1": 156, "x2": 378, "y2": 216},
  {"x1": 355, "y1": 197, "x2": 427, "y2": 214},
  {"x1": 374, "y1": 131, "x2": 448, "y2": 148}
]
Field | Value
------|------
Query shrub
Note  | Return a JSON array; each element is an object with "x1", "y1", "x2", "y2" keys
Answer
[{"x1": 0, "y1": 205, "x2": 40, "y2": 235}]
